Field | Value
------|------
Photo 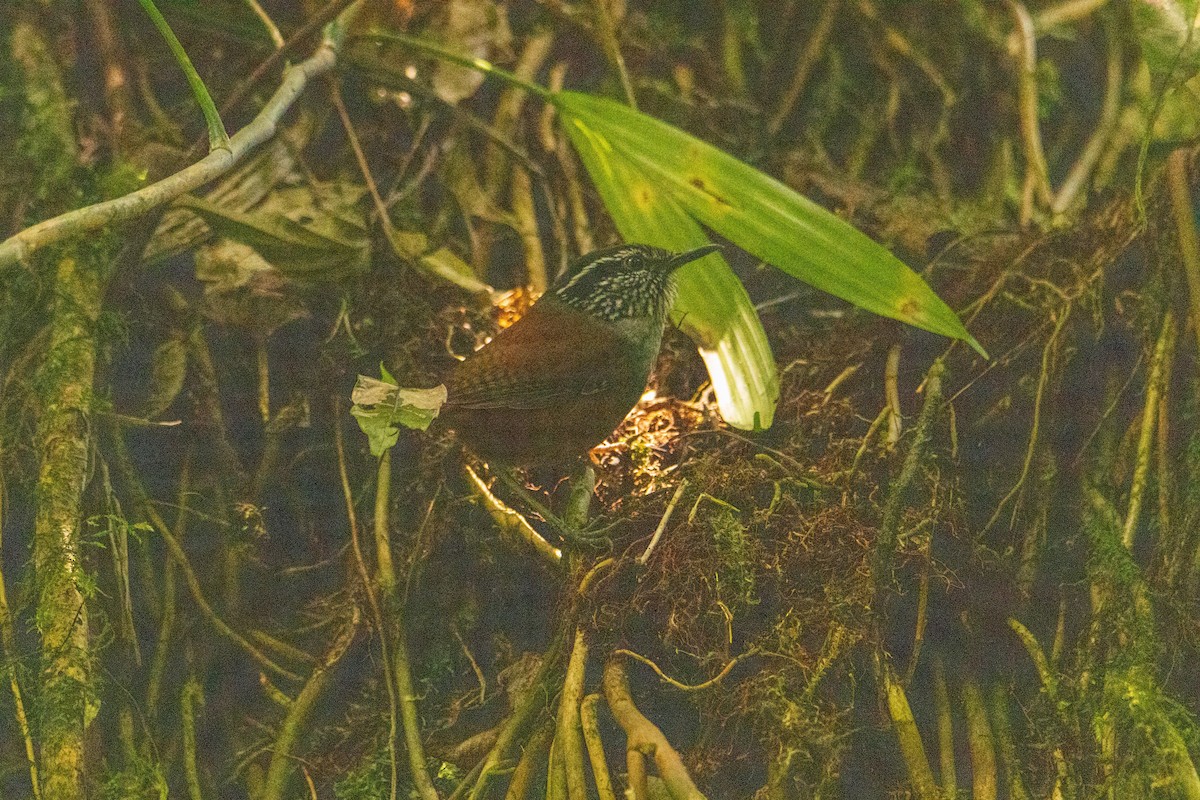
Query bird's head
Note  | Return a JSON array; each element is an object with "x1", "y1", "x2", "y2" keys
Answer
[{"x1": 551, "y1": 243, "x2": 721, "y2": 322}]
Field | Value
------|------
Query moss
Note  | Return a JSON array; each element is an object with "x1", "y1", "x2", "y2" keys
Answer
[
  {"x1": 332, "y1": 746, "x2": 392, "y2": 800},
  {"x1": 96, "y1": 757, "x2": 168, "y2": 800},
  {"x1": 708, "y1": 507, "x2": 757, "y2": 609}
]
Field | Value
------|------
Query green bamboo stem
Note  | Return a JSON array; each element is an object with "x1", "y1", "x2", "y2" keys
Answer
[
  {"x1": 962, "y1": 671, "x2": 997, "y2": 800},
  {"x1": 879, "y1": 657, "x2": 939, "y2": 800},
  {"x1": 555, "y1": 629, "x2": 590, "y2": 800},
  {"x1": 181, "y1": 675, "x2": 205, "y2": 800},
  {"x1": 371, "y1": 450, "x2": 439, "y2": 800}
]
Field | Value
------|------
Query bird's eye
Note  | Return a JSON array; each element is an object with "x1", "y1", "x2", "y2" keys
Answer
[{"x1": 624, "y1": 253, "x2": 644, "y2": 269}]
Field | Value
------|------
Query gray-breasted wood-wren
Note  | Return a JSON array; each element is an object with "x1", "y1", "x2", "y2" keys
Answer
[{"x1": 441, "y1": 243, "x2": 721, "y2": 465}]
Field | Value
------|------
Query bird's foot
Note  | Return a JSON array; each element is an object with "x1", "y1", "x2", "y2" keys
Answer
[
  {"x1": 552, "y1": 516, "x2": 618, "y2": 552},
  {"x1": 495, "y1": 464, "x2": 613, "y2": 552}
]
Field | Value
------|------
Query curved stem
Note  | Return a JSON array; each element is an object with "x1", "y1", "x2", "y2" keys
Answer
[
  {"x1": 262, "y1": 608, "x2": 361, "y2": 800},
  {"x1": 361, "y1": 30, "x2": 552, "y2": 100},
  {"x1": 135, "y1": 0, "x2": 230, "y2": 151}
]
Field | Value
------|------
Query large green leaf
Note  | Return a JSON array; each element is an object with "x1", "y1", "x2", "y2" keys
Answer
[
  {"x1": 554, "y1": 92, "x2": 986, "y2": 359},
  {"x1": 563, "y1": 113, "x2": 779, "y2": 430}
]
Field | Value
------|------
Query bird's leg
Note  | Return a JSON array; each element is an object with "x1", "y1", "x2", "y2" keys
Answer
[
  {"x1": 561, "y1": 463, "x2": 595, "y2": 531},
  {"x1": 496, "y1": 465, "x2": 612, "y2": 550},
  {"x1": 495, "y1": 468, "x2": 559, "y2": 523},
  {"x1": 557, "y1": 463, "x2": 618, "y2": 549}
]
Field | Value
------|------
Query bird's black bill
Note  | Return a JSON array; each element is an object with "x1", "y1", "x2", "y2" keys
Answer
[{"x1": 666, "y1": 243, "x2": 722, "y2": 271}]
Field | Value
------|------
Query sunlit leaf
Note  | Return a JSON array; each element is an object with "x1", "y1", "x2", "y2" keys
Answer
[
  {"x1": 554, "y1": 92, "x2": 986, "y2": 359},
  {"x1": 350, "y1": 373, "x2": 447, "y2": 457},
  {"x1": 563, "y1": 115, "x2": 778, "y2": 430}
]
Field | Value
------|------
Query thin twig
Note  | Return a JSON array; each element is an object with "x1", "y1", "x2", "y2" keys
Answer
[
  {"x1": 0, "y1": 488, "x2": 40, "y2": 800},
  {"x1": 185, "y1": 0, "x2": 359, "y2": 159},
  {"x1": 1123, "y1": 311, "x2": 1176, "y2": 549},
  {"x1": 245, "y1": 0, "x2": 285, "y2": 49},
  {"x1": 637, "y1": 480, "x2": 688, "y2": 566},
  {"x1": 767, "y1": 0, "x2": 840, "y2": 137},
  {"x1": 453, "y1": 624, "x2": 488, "y2": 705},
  {"x1": 592, "y1": 0, "x2": 637, "y2": 109},
  {"x1": 982, "y1": 307, "x2": 1069, "y2": 534},
  {"x1": 615, "y1": 648, "x2": 750, "y2": 692}
]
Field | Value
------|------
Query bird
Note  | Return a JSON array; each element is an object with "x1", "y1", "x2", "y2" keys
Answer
[{"x1": 439, "y1": 242, "x2": 721, "y2": 465}]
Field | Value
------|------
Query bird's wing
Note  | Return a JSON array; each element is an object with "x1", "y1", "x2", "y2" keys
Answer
[{"x1": 444, "y1": 302, "x2": 623, "y2": 411}]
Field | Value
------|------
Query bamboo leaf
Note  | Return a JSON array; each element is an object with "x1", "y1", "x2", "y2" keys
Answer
[
  {"x1": 555, "y1": 92, "x2": 986, "y2": 358},
  {"x1": 563, "y1": 116, "x2": 779, "y2": 430},
  {"x1": 176, "y1": 194, "x2": 370, "y2": 281},
  {"x1": 136, "y1": 0, "x2": 230, "y2": 151}
]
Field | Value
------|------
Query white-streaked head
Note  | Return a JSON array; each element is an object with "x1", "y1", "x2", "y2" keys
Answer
[{"x1": 552, "y1": 243, "x2": 720, "y2": 322}]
